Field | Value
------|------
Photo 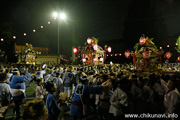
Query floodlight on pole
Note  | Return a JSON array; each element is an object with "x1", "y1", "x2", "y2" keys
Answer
[
  {"x1": 53, "y1": 12, "x2": 58, "y2": 18},
  {"x1": 52, "y1": 12, "x2": 67, "y2": 56},
  {"x1": 60, "y1": 13, "x2": 66, "y2": 20}
]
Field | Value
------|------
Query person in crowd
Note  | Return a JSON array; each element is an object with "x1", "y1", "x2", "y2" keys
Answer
[
  {"x1": 70, "y1": 76, "x2": 109, "y2": 120},
  {"x1": 9, "y1": 71, "x2": 26, "y2": 118},
  {"x1": 53, "y1": 73, "x2": 63, "y2": 100},
  {"x1": 44, "y1": 69, "x2": 51, "y2": 82},
  {"x1": 44, "y1": 81, "x2": 61, "y2": 120},
  {"x1": 35, "y1": 78, "x2": 46, "y2": 100},
  {"x1": 0, "y1": 73, "x2": 12, "y2": 107},
  {"x1": 22, "y1": 99, "x2": 48, "y2": 120},
  {"x1": 6, "y1": 69, "x2": 13, "y2": 84},
  {"x1": 62, "y1": 66, "x2": 76, "y2": 102},
  {"x1": 96, "y1": 74, "x2": 110, "y2": 120},
  {"x1": 164, "y1": 79, "x2": 180, "y2": 114},
  {"x1": 109, "y1": 78, "x2": 129, "y2": 120}
]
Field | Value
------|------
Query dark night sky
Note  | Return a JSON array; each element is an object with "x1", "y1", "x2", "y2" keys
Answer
[{"x1": 1, "y1": 0, "x2": 180, "y2": 58}]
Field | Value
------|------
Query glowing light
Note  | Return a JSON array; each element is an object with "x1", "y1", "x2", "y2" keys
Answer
[
  {"x1": 41, "y1": 26, "x2": 43, "y2": 28},
  {"x1": 53, "y1": 12, "x2": 58, "y2": 18},
  {"x1": 176, "y1": 43, "x2": 178, "y2": 46},
  {"x1": 60, "y1": 13, "x2": 66, "y2": 20},
  {"x1": 139, "y1": 36, "x2": 146, "y2": 45},
  {"x1": 33, "y1": 29, "x2": 36, "y2": 32},
  {"x1": 167, "y1": 45, "x2": 170, "y2": 47},
  {"x1": 87, "y1": 38, "x2": 92, "y2": 44},
  {"x1": 48, "y1": 22, "x2": 50, "y2": 24},
  {"x1": 24, "y1": 33, "x2": 26, "y2": 36},
  {"x1": 100, "y1": 58, "x2": 104, "y2": 61},
  {"x1": 178, "y1": 56, "x2": 180, "y2": 61},
  {"x1": 125, "y1": 51, "x2": 131, "y2": 58},
  {"x1": 1, "y1": 38, "x2": 4, "y2": 41},
  {"x1": 93, "y1": 44, "x2": 98, "y2": 51},
  {"x1": 107, "y1": 47, "x2": 111, "y2": 53},
  {"x1": 160, "y1": 47, "x2": 162, "y2": 49},
  {"x1": 13, "y1": 36, "x2": 16, "y2": 39},
  {"x1": 82, "y1": 58, "x2": 86, "y2": 62},
  {"x1": 73, "y1": 48, "x2": 77, "y2": 53}
]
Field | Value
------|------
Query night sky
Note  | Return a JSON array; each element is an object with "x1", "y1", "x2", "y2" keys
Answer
[{"x1": 1, "y1": 0, "x2": 180, "y2": 61}]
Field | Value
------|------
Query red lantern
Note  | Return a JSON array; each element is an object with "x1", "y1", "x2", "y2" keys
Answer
[
  {"x1": 93, "y1": 44, "x2": 98, "y2": 51},
  {"x1": 87, "y1": 38, "x2": 92, "y2": 44},
  {"x1": 100, "y1": 58, "x2": 104, "y2": 62},
  {"x1": 73, "y1": 48, "x2": 77, "y2": 53},
  {"x1": 82, "y1": 58, "x2": 86, "y2": 62},
  {"x1": 125, "y1": 51, "x2": 131, "y2": 58},
  {"x1": 164, "y1": 51, "x2": 172, "y2": 59},
  {"x1": 178, "y1": 57, "x2": 180, "y2": 61},
  {"x1": 107, "y1": 47, "x2": 111, "y2": 53},
  {"x1": 143, "y1": 51, "x2": 151, "y2": 59},
  {"x1": 139, "y1": 36, "x2": 146, "y2": 45}
]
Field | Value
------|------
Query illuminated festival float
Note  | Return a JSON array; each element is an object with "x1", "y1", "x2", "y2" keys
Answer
[
  {"x1": 73, "y1": 37, "x2": 111, "y2": 65},
  {"x1": 130, "y1": 35, "x2": 163, "y2": 71},
  {"x1": 16, "y1": 43, "x2": 38, "y2": 64}
]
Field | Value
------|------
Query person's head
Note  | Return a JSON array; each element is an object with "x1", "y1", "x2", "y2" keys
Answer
[
  {"x1": 36, "y1": 78, "x2": 44, "y2": 86},
  {"x1": 67, "y1": 65, "x2": 73, "y2": 72},
  {"x1": 44, "y1": 81, "x2": 57, "y2": 93},
  {"x1": 56, "y1": 72, "x2": 61, "y2": 78},
  {"x1": 0, "y1": 73, "x2": 7, "y2": 82},
  {"x1": 109, "y1": 78, "x2": 117, "y2": 89},
  {"x1": 45, "y1": 69, "x2": 50, "y2": 74},
  {"x1": 167, "y1": 79, "x2": 178, "y2": 91},
  {"x1": 23, "y1": 99, "x2": 48, "y2": 120},
  {"x1": 79, "y1": 76, "x2": 88, "y2": 85}
]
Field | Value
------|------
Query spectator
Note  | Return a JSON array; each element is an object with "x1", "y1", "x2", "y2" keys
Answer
[
  {"x1": 44, "y1": 81, "x2": 61, "y2": 120},
  {"x1": 70, "y1": 76, "x2": 109, "y2": 120},
  {"x1": 62, "y1": 66, "x2": 75, "y2": 102},
  {"x1": 164, "y1": 79, "x2": 180, "y2": 114},
  {"x1": 9, "y1": 72, "x2": 26, "y2": 118},
  {"x1": 35, "y1": 78, "x2": 46, "y2": 100},
  {"x1": 0, "y1": 73, "x2": 12, "y2": 106}
]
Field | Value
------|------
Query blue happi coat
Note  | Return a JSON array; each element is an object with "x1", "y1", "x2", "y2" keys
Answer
[
  {"x1": 70, "y1": 84, "x2": 103, "y2": 117},
  {"x1": 9, "y1": 76, "x2": 26, "y2": 97}
]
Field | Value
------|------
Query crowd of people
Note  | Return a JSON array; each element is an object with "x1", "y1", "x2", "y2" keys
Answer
[{"x1": 0, "y1": 63, "x2": 180, "y2": 120}]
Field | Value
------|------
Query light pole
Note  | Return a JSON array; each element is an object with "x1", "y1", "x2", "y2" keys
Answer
[{"x1": 53, "y1": 12, "x2": 66, "y2": 55}]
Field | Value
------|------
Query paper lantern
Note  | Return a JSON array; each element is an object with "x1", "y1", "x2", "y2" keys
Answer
[
  {"x1": 107, "y1": 47, "x2": 111, "y2": 53},
  {"x1": 139, "y1": 36, "x2": 146, "y2": 45},
  {"x1": 164, "y1": 51, "x2": 172, "y2": 59},
  {"x1": 143, "y1": 51, "x2": 151, "y2": 59},
  {"x1": 125, "y1": 51, "x2": 131, "y2": 58},
  {"x1": 100, "y1": 58, "x2": 104, "y2": 62},
  {"x1": 178, "y1": 57, "x2": 180, "y2": 61},
  {"x1": 93, "y1": 44, "x2": 98, "y2": 51},
  {"x1": 73, "y1": 48, "x2": 77, "y2": 53},
  {"x1": 87, "y1": 38, "x2": 92, "y2": 44},
  {"x1": 82, "y1": 58, "x2": 86, "y2": 62}
]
